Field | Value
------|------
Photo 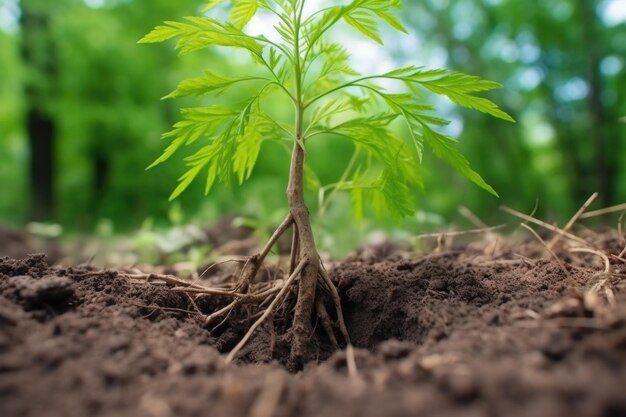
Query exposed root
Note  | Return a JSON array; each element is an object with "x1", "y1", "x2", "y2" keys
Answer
[
  {"x1": 316, "y1": 297, "x2": 339, "y2": 349},
  {"x1": 520, "y1": 223, "x2": 571, "y2": 280},
  {"x1": 235, "y1": 214, "x2": 294, "y2": 292},
  {"x1": 318, "y1": 262, "x2": 350, "y2": 345},
  {"x1": 569, "y1": 247, "x2": 610, "y2": 274},
  {"x1": 204, "y1": 300, "x2": 237, "y2": 327},
  {"x1": 225, "y1": 258, "x2": 307, "y2": 364},
  {"x1": 123, "y1": 210, "x2": 350, "y2": 368},
  {"x1": 130, "y1": 303, "x2": 203, "y2": 317}
]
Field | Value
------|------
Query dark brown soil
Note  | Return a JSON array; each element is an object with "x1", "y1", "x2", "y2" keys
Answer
[{"x1": 2, "y1": 232, "x2": 626, "y2": 417}]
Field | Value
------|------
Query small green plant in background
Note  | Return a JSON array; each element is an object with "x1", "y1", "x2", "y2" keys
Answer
[{"x1": 140, "y1": 0, "x2": 513, "y2": 367}]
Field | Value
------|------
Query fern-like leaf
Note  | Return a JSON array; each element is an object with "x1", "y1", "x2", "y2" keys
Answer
[
  {"x1": 202, "y1": 0, "x2": 227, "y2": 12},
  {"x1": 164, "y1": 72, "x2": 265, "y2": 99},
  {"x1": 420, "y1": 124, "x2": 498, "y2": 196},
  {"x1": 384, "y1": 67, "x2": 515, "y2": 122},
  {"x1": 148, "y1": 106, "x2": 237, "y2": 169},
  {"x1": 139, "y1": 17, "x2": 264, "y2": 56},
  {"x1": 343, "y1": 11, "x2": 383, "y2": 44},
  {"x1": 322, "y1": 113, "x2": 423, "y2": 218},
  {"x1": 144, "y1": 0, "x2": 511, "y2": 216},
  {"x1": 229, "y1": 1, "x2": 259, "y2": 29}
]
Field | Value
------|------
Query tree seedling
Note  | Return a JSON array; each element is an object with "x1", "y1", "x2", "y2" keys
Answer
[{"x1": 140, "y1": 0, "x2": 513, "y2": 367}]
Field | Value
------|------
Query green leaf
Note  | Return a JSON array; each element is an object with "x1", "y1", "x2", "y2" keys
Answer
[
  {"x1": 144, "y1": 0, "x2": 509, "y2": 216},
  {"x1": 323, "y1": 113, "x2": 424, "y2": 218},
  {"x1": 421, "y1": 124, "x2": 498, "y2": 196},
  {"x1": 318, "y1": 43, "x2": 359, "y2": 78},
  {"x1": 138, "y1": 23, "x2": 184, "y2": 43},
  {"x1": 274, "y1": 19, "x2": 297, "y2": 45},
  {"x1": 374, "y1": 9, "x2": 408, "y2": 34},
  {"x1": 160, "y1": 93, "x2": 281, "y2": 200},
  {"x1": 229, "y1": 1, "x2": 258, "y2": 29},
  {"x1": 304, "y1": 7, "x2": 343, "y2": 46},
  {"x1": 400, "y1": 69, "x2": 515, "y2": 122},
  {"x1": 148, "y1": 106, "x2": 236, "y2": 169},
  {"x1": 139, "y1": 17, "x2": 264, "y2": 56},
  {"x1": 233, "y1": 115, "x2": 266, "y2": 183},
  {"x1": 351, "y1": 187, "x2": 364, "y2": 221},
  {"x1": 164, "y1": 72, "x2": 264, "y2": 99},
  {"x1": 371, "y1": 169, "x2": 416, "y2": 218},
  {"x1": 344, "y1": 11, "x2": 383, "y2": 44},
  {"x1": 304, "y1": 0, "x2": 405, "y2": 50},
  {"x1": 202, "y1": 0, "x2": 227, "y2": 12},
  {"x1": 169, "y1": 163, "x2": 206, "y2": 201}
]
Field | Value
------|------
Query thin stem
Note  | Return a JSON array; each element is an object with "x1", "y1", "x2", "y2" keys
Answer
[
  {"x1": 237, "y1": 214, "x2": 294, "y2": 291},
  {"x1": 251, "y1": 36, "x2": 295, "y2": 64},
  {"x1": 304, "y1": 73, "x2": 433, "y2": 109},
  {"x1": 259, "y1": 114, "x2": 294, "y2": 137},
  {"x1": 267, "y1": 80, "x2": 298, "y2": 104},
  {"x1": 292, "y1": 0, "x2": 306, "y2": 149},
  {"x1": 304, "y1": 75, "x2": 383, "y2": 108},
  {"x1": 318, "y1": 148, "x2": 360, "y2": 217},
  {"x1": 259, "y1": 214, "x2": 294, "y2": 260}
]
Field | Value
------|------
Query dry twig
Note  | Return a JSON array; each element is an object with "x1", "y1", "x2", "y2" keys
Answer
[
  {"x1": 501, "y1": 206, "x2": 589, "y2": 246},
  {"x1": 346, "y1": 344, "x2": 359, "y2": 379},
  {"x1": 414, "y1": 225, "x2": 505, "y2": 240},
  {"x1": 458, "y1": 206, "x2": 488, "y2": 229},
  {"x1": 547, "y1": 193, "x2": 598, "y2": 250},
  {"x1": 569, "y1": 247, "x2": 610, "y2": 274},
  {"x1": 520, "y1": 223, "x2": 571, "y2": 279},
  {"x1": 579, "y1": 202, "x2": 626, "y2": 219}
]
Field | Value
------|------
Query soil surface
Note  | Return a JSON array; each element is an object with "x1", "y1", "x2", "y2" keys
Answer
[{"x1": 2, "y1": 231, "x2": 626, "y2": 417}]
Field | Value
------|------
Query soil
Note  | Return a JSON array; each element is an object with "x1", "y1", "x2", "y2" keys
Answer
[{"x1": 2, "y1": 231, "x2": 626, "y2": 417}]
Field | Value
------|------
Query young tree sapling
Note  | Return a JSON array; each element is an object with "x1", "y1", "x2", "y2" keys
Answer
[{"x1": 140, "y1": 0, "x2": 513, "y2": 367}]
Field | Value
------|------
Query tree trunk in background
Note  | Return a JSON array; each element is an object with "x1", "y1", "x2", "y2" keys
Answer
[
  {"x1": 20, "y1": 1, "x2": 58, "y2": 221},
  {"x1": 579, "y1": 1, "x2": 614, "y2": 207}
]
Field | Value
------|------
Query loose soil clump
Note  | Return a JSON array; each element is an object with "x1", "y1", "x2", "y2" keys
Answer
[{"x1": 1, "y1": 231, "x2": 626, "y2": 417}]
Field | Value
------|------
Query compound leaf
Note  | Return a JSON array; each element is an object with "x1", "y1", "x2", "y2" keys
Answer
[
  {"x1": 343, "y1": 11, "x2": 382, "y2": 44},
  {"x1": 202, "y1": 0, "x2": 227, "y2": 12},
  {"x1": 164, "y1": 72, "x2": 265, "y2": 99},
  {"x1": 139, "y1": 17, "x2": 264, "y2": 56},
  {"x1": 421, "y1": 124, "x2": 498, "y2": 196},
  {"x1": 229, "y1": 0, "x2": 258, "y2": 29}
]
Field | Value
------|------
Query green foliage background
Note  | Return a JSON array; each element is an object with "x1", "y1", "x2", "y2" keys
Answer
[{"x1": 0, "y1": 0, "x2": 625, "y2": 251}]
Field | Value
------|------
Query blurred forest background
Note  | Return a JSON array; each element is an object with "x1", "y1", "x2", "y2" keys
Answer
[{"x1": 0, "y1": 0, "x2": 625, "y2": 254}]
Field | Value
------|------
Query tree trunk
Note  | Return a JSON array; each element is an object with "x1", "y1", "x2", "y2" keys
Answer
[
  {"x1": 287, "y1": 139, "x2": 320, "y2": 365},
  {"x1": 20, "y1": 1, "x2": 58, "y2": 221},
  {"x1": 579, "y1": 1, "x2": 613, "y2": 207}
]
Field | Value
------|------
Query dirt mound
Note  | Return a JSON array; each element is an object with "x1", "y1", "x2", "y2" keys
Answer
[
  {"x1": 0, "y1": 227, "x2": 62, "y2": 262},
  {"x1": 1, "y1": 243, "x2": 626, "y2": 417}
]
